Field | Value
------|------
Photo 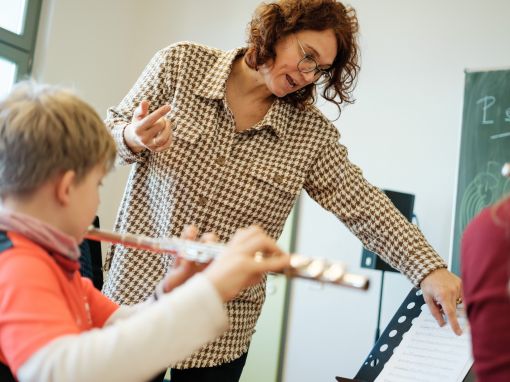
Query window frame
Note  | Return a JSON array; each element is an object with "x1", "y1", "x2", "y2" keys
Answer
[
  {"x1": 0, "y1": 0, "x2": 42, "y2": 79},
  {"x1": 0, "y1": 41, "x2": 30, "y2": 81}
]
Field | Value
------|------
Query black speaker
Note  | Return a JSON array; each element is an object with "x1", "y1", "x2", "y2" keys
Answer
[{"x1": 360, "y1": 190, "x2": 415, "y2": 273}]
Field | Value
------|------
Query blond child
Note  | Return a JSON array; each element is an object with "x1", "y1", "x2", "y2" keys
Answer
[{"x1": 0, "y1": 82, "x2": 289, "y2": 382}]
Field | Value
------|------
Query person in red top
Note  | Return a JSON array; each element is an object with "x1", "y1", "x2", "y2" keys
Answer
[
  {"x1": 461, "y1": 195, "x2": 510, "y2": 382},
  {"x1": 0, "y1": 81, "x2": 290, "y2": 382}
]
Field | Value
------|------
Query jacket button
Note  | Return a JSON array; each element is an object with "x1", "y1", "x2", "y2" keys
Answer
[
  {"x1": 197, "y1": 196, "x2": 208, "y2": 206},
  {"x1": 274, "y1": 175, "x2": 284, "y2": 184},
  {"x1": 215, "y1": 156, "x2": 226, "y2": 166}
]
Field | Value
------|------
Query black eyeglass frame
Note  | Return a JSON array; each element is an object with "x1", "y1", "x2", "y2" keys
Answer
[{"x1": 295, "y1": 35, "x2": 332, "y2": 84}]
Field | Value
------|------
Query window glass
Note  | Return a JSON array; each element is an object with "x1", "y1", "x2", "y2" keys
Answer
[
  {"x1": 0, "y1": 57, "x2": 17, "y2": 99},
  {"x1": 0, "y1": 0, "x2": 27, "y2": 35}
]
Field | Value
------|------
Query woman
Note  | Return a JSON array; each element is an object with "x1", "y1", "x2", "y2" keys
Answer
[
  {"x1": 462, "y1": 196, "x2": 510, "y2": 381},
  {"x1": 103, "y1": 1, "x2": 462, "y2": 381}
]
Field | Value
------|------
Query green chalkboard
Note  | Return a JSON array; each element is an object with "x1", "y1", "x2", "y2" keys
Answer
[{"x1": 451, "y1": 69, "x2": 510, "y2": 275}]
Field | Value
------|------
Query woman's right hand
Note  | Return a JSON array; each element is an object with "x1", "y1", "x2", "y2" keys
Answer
[{"x1": 123, "y1": 100, "x2": 173, "y2": 153}]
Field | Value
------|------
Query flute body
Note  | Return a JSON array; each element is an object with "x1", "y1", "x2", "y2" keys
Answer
[{"x1": 86, "y1": 227, "x2": 369, "y2": 290}]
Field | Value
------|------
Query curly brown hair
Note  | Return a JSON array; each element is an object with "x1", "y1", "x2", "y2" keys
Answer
[{"x1": 245, "y1": 0, "x2": 360, "y2": 113}]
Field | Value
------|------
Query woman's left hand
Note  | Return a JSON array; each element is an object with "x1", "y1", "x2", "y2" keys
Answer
[{"x1": 420, "y1": 268, "x2": 463, "y2": 335}]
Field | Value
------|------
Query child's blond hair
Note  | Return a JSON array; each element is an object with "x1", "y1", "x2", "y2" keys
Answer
[{"x1": 0, "y1": 82, "x2": 116, "y2": 196}]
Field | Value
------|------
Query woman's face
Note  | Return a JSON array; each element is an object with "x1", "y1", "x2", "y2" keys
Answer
[{"x1": 259, "y1": 28, "x2": 338, "y2": 98}]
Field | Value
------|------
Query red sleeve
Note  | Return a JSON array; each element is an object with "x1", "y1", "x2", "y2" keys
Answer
[
  {"x1": 0, "y1": 250, "x2": 82, "y2": 373},
  {"x1": 81, "y1": 277, "x2": 119, "y2": 327},
  {"x1": 461, "y1": 204, "x2": 510, "y2": 382}
]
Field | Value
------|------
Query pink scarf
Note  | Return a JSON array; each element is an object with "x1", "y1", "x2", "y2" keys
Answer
[{"x1": 0, "y1": 209, "x2": 81, "y2": 273}]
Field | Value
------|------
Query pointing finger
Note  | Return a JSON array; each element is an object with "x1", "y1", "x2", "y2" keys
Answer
[
  {"x1": 133, "y1": 100, "x2": 150, "y2": 121},
  {"x1": 138, "y1": 104, "x2": 171, "y2": 131}
]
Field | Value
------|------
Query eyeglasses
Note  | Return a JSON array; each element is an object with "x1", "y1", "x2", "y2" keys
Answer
[{"x1": 295, "y1": 35, "x2": 332, "y2": 85}]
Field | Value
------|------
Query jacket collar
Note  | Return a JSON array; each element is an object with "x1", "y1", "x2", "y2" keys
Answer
[
  {"x1": 194, "y1": 47, "x2": 297, "y2": 140},
  {"x1": 193, "y1": 47, "x2": 244, "y2": 100}
]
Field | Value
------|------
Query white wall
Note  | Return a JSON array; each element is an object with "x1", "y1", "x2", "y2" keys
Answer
[
  {"x1": 33, "y1": 0, "x2": 148, "y2": 232},
  {"x1": 32, "y1": 1, "x2": 510, "y2": 381},
  {"x1": 284, "y1": 1, "x2": 510, "y2": 381}
]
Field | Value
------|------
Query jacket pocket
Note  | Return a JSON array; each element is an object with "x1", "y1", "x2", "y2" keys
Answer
[{"x1": 248, "y1": 161, "x2": 303, "y2": 197}]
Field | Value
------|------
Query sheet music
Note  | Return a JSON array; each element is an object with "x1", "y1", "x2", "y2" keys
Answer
[{"x1": 375, "y1": 304, "x2": 472, "y2": 382}]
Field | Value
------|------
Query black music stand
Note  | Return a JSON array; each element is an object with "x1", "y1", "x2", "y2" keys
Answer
[
  {"x1": 335, "y1": 288, "x2": 474, "y2": 382},
  {"x1": 360, "y1": 190, "x2": 415, "y2": 342}
]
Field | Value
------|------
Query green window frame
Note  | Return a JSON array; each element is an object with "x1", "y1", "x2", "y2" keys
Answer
[{"x1": 0, "y1": 0, "x2": 42, "y2": 81}]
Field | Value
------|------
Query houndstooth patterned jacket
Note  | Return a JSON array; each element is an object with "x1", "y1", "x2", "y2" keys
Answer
[{"x1": 102, "y1": 42, "x2": 447, "y2": 368}]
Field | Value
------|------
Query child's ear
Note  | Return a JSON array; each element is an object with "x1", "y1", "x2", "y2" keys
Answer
[{"x1": 55, "y1": 170, "x2": 77, "y2": 206}]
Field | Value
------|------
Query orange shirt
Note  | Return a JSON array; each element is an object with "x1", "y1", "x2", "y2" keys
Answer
[{"x1": 0, "y1": 231, "x2": 118, "y2": 375}]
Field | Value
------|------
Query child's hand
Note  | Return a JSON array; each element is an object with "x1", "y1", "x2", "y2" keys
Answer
[
  {"x1": 204, "y1": 226, "x2": 290, "y2": 302},
  {"x1": 159, "y1": 225, "x2": 212, "y2": 294}
]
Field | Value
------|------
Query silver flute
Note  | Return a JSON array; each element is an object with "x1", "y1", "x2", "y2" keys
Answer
[{"x1": 86, "y1": 227, "x2": 369, "y2": 290}]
